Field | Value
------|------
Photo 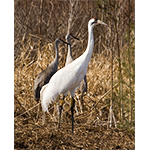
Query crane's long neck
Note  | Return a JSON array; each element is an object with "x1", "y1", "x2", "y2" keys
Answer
[
  {"x1": 83, "y1": 26, "x2": 94, "y2": 65},
  {"x1": 67, "y1": 38, "x2": 72, "y2": 58},
  {"x1": 54, "y1": 43, "x2": 59, "y2": 64},
  {"x1": 65, "y1": 38, "x2": 73, "y2": 66}
]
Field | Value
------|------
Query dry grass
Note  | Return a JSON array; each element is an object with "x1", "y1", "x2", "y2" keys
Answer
[
  {"x1": 14, "y1": 0, "x2": 135, "y2": 148},
  {"x1": 14, "y1": 40, "x2": 135, "y2": 149}
]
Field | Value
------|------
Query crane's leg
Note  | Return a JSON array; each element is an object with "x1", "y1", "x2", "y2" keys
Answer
[
  {"x1": 79, "y1": 92, "x2": 83, "y2": 114},
  {"x1": 83, "y1": 75, "x2": 88, "y2": 93},
  {"x1": 71, "y1": 97, "x2": 75, "y2": 134},
  {"x1": 58, "y1": 96, "x2": 65, "y2": 129},
  {"x1": 79, "y1": 75, "x2": 87, "y2": 114}
]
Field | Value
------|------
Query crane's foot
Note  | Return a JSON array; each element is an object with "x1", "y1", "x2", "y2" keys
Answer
[
  {"x1": 71, "y1": 97, "x2": 75, "y2": 134},
  {"x1": 58, "y1": 100, "x2": 65, "y2": 129}
]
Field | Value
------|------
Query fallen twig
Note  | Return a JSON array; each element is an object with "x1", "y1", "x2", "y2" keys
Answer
[
  {"x1": 14, "y1": 103, "x2": 40, "y2": 120},
  {"x1": 92, "y1": 83, "x2": 118, "y2": 109}
]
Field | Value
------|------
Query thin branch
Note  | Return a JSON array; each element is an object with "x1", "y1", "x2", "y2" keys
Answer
[
  {"x1": 14, "y1": 103, "x2": 40, "y2": 120},
  {"x1": 92, "y1": 83, "x2": 118, "y2": 109}
]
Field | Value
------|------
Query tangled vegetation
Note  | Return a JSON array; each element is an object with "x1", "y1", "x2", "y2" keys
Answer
[{"x1": 14, "y1": 0, "x2": 135, "y2": 149}]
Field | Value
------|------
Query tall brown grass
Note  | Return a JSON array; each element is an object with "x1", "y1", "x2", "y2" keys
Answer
[
  {"x1": 14, "y1": 36, "x2": 135, "y2": 129},
  {"x1": 14, "y1": 1, "x2": 135, "y2": 149},
  {"x1": 14, "y1": 33, "x2": 135, "y2": 149}
]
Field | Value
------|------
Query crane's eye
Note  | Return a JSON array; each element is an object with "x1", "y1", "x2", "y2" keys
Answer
[
  {"x1": 91, "y1": 21, "x2": 95, "y2": 26},
  {"x1": 91, "y1": 18, "x2": 98, "y2": 26}
]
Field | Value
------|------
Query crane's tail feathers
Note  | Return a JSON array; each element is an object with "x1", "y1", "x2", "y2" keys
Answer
[
  {"x1": 40, "y1": 84, "x2": 55, "y2": 113},
  {"x1": 40, "y1": 84, "x2": 49, "y2": 112},
  {"x1": 33, "y1": 83, "x2": 41, "y2": 102},
  {"x1": 41, "y1": 100, "x2": 50, "y2": 113}
]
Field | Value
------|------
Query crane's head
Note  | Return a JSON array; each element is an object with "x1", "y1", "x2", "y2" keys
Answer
[
  {"x1": 88, "y1": 18, "x2": 108, "y2": 30},
  {"x1": 55, "y1": 38, "x2": 70, "y2": 45},
  {"x1": 65, "y1": 33, "x2": 79, "y2": 42}
]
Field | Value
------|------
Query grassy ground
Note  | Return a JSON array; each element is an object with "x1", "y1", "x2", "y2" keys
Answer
[{"x1": 14, "y1": 43, "x2": 135, "y2": 149}]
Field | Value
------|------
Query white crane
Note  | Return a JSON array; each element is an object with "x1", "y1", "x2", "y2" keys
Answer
[{"x1": 40, "y1": 18, "x2": 108, "y2": 134}]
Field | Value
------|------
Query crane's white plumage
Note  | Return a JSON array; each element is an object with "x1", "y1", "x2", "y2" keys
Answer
[
  {"x1": 40, "y1": 18, "x2": 107, "y2": 133},
  {"x1": 41, "y1": 59, "x2": 86, "y2": 112}
]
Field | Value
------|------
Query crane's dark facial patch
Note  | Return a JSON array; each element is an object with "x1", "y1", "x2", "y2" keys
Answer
[{"x1": 91, "y1": 18, "x2": 98, "y2": 26}]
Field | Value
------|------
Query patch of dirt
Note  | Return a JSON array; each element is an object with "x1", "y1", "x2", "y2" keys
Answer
[{"x1": 14, "y1": 100, "x2": 135, "y2": 150}]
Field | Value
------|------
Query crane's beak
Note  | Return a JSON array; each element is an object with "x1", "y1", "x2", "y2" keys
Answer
[
  {"x1": 70, "y1": 33, "x2": 80, "y2": 41},
  {"x1": 60, "y1": 39, "x2": 70, "y2": 45},
  {"x1": 97, "y1": 20, "x2": 108, "y2": 26}
]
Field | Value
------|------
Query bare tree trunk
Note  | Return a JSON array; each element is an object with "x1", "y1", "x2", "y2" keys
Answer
[
  {"x1": 128, "y1": 0, "x2": 132, "y2": 123},
  {"x1": 37, "y1": 0, "x2": 43, "y2": 62},
  {"x1": 115, "y1": 16, "x2": 123, "y2": 122},
  {"x1": 67, "y1": 0, "x2": 77, "y2": 33},
  {"x1": 98, "y1": 2, "x2": 104, "y2": 54},
  {"x1": 107, "y1": 19, "x2": 117, "y2": 128}
]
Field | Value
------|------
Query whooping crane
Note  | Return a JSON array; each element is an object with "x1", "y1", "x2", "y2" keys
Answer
[
  {"x1": 34, "y1": 38, "x2": 69, "y2": 102},
  {"x1": 40, "y1": 18, "x2": 108, "y2": 134}
]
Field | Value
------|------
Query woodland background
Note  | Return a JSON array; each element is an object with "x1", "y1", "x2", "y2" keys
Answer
[{"x1": 14, "y1": 0, "x2": 135, "y2": 149}]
